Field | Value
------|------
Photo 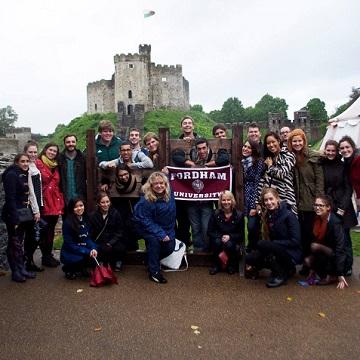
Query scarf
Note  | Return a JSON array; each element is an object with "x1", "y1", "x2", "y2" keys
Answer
[
  {"x1": 28, "y1": 162, "x2": 40, "y2": 176},
  {"x1": 241, "y1": 156, "x2": 253, "y2": 172},
  {"x1": 41, "y1": 155, "x2": 58, "y2": 169},
  {"x1": 313, "y1": 215, "x2": 328, "y2": 243},
  {"x1": 114, "y1": 173, "x2": 137, "y2": 194}
]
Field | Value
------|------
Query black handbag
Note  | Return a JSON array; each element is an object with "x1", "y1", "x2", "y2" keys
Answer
[{"x1": 17, "y1": 207, "x2": 33, "y2": 223}]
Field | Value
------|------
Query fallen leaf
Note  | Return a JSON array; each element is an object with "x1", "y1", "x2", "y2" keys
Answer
[
  {"x1": 76, "y1": 289, "x2": 83, "y2": 293},
  {"x1": 191, "y1": 325, "x2": 199, "y2": 330},
  {"x1": 356, "y1": 290, "x2": 360, "y2": 294},
  {"x1": 94, "y1": 326, "x2": 102, "y2": 331},
  {"x1": 198, "y1": 345, "x2": 202, "y2": 349},
  {"x1": 193, "y1": 330, "x2": 201, "y2": 335},
  {"x1": 286, "y1": 296, "x2": 293, "y2": 302},
  {"x1": 318, "y1": 312, "x2": 326, "y2": 318}
]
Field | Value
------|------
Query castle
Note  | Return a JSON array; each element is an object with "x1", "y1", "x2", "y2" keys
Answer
[{"x1": 87, "y1": 44, "x2": 190, "y2": 116}]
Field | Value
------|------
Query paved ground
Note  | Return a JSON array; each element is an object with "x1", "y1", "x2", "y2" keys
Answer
[{"x1": 1, "y1": 255, "x2": 360, "y2": 360}]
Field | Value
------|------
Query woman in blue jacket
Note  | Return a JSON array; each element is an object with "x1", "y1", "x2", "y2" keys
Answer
[
  {"x1": 246, "y1": 188, "x2": 302, "y2": 288},
  {"x1": 60, "y1": 198, "x2": 97, "y2": 280},
  {"x1": 133, "y1": 172, "x2": 176, "y2": 284}
]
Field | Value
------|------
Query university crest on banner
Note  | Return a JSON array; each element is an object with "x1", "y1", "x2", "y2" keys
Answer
[{"x1": 167, "y1": 165, "x2": 232, "y2": 201}]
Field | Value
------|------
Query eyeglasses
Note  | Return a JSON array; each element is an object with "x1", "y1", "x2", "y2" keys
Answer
[{"x1": 313, "y1": 203, "x2": 326, "y2": 208}]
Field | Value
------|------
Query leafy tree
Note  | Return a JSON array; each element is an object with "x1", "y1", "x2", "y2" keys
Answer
[
  {"x1": 0, "y1": 105, "x2": 18, "y2": 136},
  {"x1": 306, "y1": 98, "x2": 328, "y2": 122},
  {"x1": 190, "y1": 104, "x2": 204, "y2": 112},
  {"x1": 219, "y1": 97, "x2": 245, "y2": 123},
  {"x1": 208, "y1": 109, "x2": 223, "y2": 123},
  {"x1": 330, "y1": 86, "x2": 360, "y2": 118},
  {"x1": 253, "y1": 94, "x2": 288, "y2": 122}
]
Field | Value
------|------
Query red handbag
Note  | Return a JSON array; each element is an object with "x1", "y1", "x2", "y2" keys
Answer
[
  {"x1": 218, "y1": 251, "x2": 229, "y2": 270},
  {"x1": 90, "y1": 257, "x2": 118, "y2": 287}
]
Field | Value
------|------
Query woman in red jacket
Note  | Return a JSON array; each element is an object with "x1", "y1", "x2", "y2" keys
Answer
[{"x1": 36, "y1": 143, "x2": 65, "y2": 267}]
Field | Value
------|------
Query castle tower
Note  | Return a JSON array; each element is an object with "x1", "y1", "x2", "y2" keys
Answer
[{"x1": 113, "y1": 44, "x2": 151, "y2": 115}]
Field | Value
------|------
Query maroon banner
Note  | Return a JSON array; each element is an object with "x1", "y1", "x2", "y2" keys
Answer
[{"x1": 167, "y1": 165, "x2": 232, "y2": 201}]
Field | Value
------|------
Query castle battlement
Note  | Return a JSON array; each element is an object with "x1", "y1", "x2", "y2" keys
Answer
[{"x1": 87, "y1": 79, "x2": 113, "y2": 88}]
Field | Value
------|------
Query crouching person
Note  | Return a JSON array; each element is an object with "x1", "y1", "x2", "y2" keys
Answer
[
  {"x1": 246, "y1": 188, "x2": 302, "y2": 288},
  {"x1": 60, "y1": 198, "x2": 97, "y2": 280},
  {"x1": 89, "y1": 192, "x2": 127, "y2": 272},
  {"x1": 304, "y1": 195, "x2": 348, "y2": 289},
  {"x1": 207, "y1": 191, "x2": 244, "y2": 275},
  {"x1": 133, "y1": 172, "x2": 176, "y2": 284}
]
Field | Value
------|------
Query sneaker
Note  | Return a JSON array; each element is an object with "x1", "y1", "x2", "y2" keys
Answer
[
  {"x1": 114, "y1": 261, "x2": 122, "y2": 272},
  {"x1": 149, "y1": 272, "x2": 167, "y2": 284},
  {"x1": 42, "y1": 255, "x2": 60, "y2": 268},
  {"x1": 266, "y1": 276, "x2": 287, "y2": 288}
]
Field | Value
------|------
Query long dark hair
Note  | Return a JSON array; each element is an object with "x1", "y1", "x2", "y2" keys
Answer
[
  {"x1": 39, "y1": 142, "x2": 60, "y2": 161},
  {"x1": 66, "y1": 197, "x2": 87, "y2": 233},
  {"x1": 248, "y1": 139, "x2": 261, "y2": 165},
  {"x1": 263, "y1": 131, "x2": 281, "y2": 158}
]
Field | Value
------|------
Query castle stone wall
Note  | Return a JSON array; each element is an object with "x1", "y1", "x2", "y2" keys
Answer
[
  {"x1": 87, "y1": 44, "x2": 190, "y2": 116},
  {"x1": 5, "y1": 127, "x2": 31, "y2": 152},
  {"x1": 87, "y1": 79, "x2": 114, "y2": 113}
]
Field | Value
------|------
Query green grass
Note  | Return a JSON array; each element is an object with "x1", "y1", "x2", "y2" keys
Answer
[{"x1": 352, "y1": 230, "x2": 360, "y2": 256}]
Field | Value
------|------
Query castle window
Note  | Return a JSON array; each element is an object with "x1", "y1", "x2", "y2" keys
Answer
[
  {"x1": 94, "y1": 104, "x2": 97, "y2": 111},
  {"x1": 162, "y1": 77, "x2": 167, "y2": 82},
  {"x1": 128, "y1": 64, "x2": 134, "y2": 69},
  {"x1": 128, "y1": 90, "x2": 132, "y2": 99},
  {"x1": 127, "y1": 104, "x2": 133, "y2": 115}
]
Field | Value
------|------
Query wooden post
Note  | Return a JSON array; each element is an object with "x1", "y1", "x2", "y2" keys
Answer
[
  {"x1": 158, "y1": 127, "x2": 170, "y2": 170},
  {"x1": 232, "y1": 123, "x2": 244, "y2": 211},
  {"x1": 86, "y1": 129, "x2": 96, "y2": 212}
]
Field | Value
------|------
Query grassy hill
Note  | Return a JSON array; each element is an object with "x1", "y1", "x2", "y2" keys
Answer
[{"x1": 43, "y1": 110, "x2": 216, "y2": 150}]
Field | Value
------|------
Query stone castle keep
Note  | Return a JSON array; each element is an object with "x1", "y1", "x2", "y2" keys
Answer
[{"x1": 87, "y1": 44, "x2": 190, "y2": 116}]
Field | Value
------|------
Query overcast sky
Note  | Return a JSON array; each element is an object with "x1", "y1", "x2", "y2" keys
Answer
[{"x1": 1, "y1": 0, "x2": 359, "y2": 134}]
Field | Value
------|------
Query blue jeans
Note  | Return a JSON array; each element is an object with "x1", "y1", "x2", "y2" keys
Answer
[
  {"x1": 187, "y1": 202, "x2": 213, "y2": 251},
  {"x1": 145, "y1": 237, "x2": 175, "y2": 275}
]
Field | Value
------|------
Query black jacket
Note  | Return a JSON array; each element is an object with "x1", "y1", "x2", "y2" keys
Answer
[
  {"x1": 1, "y1": 164, "x2": 30, "y2": 225},
  {"x1": 172, "y1": 147, "x2": 229, "y2": 167},
  {"x1": 207, "y1": 209, "x2": 245, "y2": 245},
  {"x1": 58, "y1": 149, "x2": 87, "y2": 204},
  {"x1": 321, "y1": 157, "x2": 357, "y2": 229},
  {"x1": 266, "y1": 202, "x2": 302, "y2": 264},
  {"x1": 89, "y1": 207, "x2": 127, "y2": 247},
  {"x1": 312, "y1": 213, "x2": 346, "y2": 276}
]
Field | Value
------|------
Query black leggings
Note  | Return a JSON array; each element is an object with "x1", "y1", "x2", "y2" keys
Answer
[{"x1": 246, "y1": 240, "x2": 295, "y2": 276}]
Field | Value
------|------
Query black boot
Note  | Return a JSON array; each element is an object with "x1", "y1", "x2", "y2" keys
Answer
[{"x1": 26, "y1": 259, "x2": 44, "y2": 272}]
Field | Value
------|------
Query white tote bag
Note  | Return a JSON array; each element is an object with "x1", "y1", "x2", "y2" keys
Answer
[{"x1": 160, "y1": 239, "x2": 188, "y2": 271}]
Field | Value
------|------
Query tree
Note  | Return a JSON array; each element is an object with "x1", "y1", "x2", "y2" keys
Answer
[
  {"x1": 0, "y1": 105, "x2": 18, "y2": 136},
  {"x1": 219, "y1": 97, "x2": 245, "y2": 123},
  {"x1": 190, "y1": 104, "x2": 204, "y2": 112},
  {"x1": 306, "y1": 98, "x2": 328, "y2": 122},
  {"x1": 330, "y1": 86, "x2": 360, "y2": 118},
  {"x1": 253, "y1": 94, "x2": 288, "y2": 122}
]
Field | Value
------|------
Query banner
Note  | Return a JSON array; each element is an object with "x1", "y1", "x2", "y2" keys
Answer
[{"x1": 167, "y1": 165, "x2": 232, "y2": 201}]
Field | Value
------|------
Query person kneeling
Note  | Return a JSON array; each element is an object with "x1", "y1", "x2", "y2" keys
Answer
[
  {"x1": 60, "y1": 198, "x2": 97, "y2": 280},
  {"x1": 246, "y1": 188, "x2": 302, "y2": 288},
  {"x1": 133, "y1": 172, "x2": 176, "y2": 284},
  {"x1": 89, "y1": 192, "x2": 127, "y2": 272},
  {"x1": 207, "y1": 191, "x2": 244, "y2": 275},
  {"x1": 304, "y1": 195, "x2": 348, "y2": 289}
]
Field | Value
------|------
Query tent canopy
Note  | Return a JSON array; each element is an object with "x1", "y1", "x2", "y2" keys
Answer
[{"x1": 320, "y1": 97, "x2": 360, "y2": 150}]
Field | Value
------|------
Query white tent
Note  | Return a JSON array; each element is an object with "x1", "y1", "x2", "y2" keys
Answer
[{"x1": 320, "y1": 97, "x2": 360, "y2": 150}]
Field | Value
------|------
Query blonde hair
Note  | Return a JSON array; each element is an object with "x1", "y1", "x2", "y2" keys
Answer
[
  {"x1": 260, "y1": 187, "x2": 280, "y2": 207},
  {"x1": 218, "y1": 190, "x2": 236, "y2": 210},
  {"x1": 142, "y1": 172, "x2": 171, "y2": 202}
]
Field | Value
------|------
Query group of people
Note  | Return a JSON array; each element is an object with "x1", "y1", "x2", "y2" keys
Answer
[{"x1": 1, "y1": 117, "x2": 359, "y2": 288}]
